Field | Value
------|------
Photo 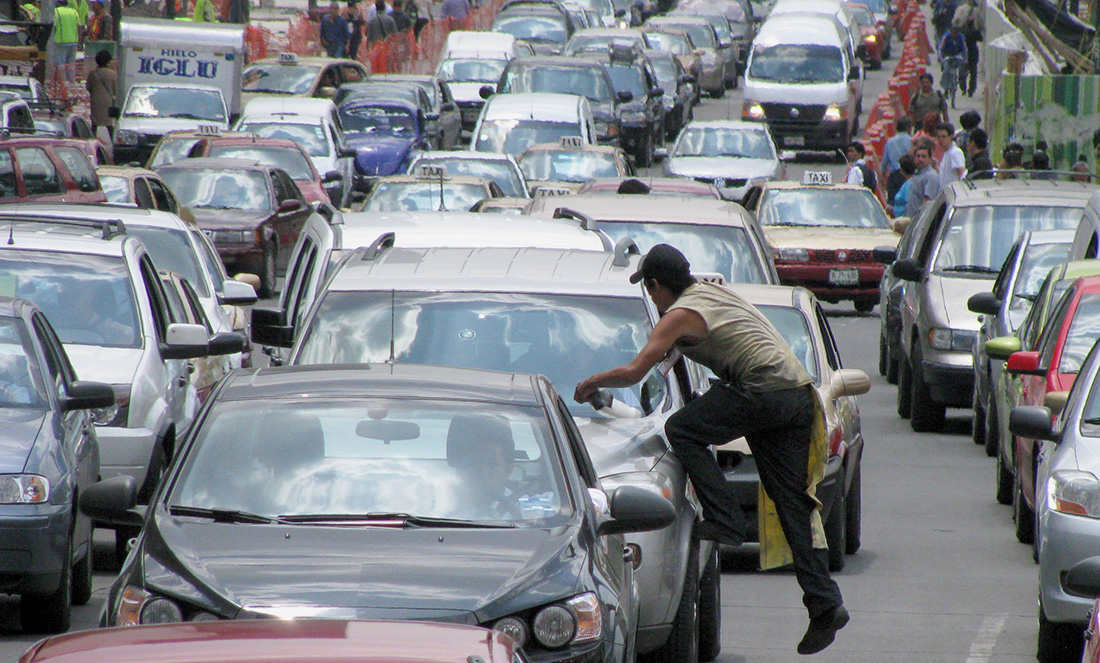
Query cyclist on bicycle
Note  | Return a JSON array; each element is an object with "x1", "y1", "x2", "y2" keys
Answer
[{"x1": 938, "y1": 25, "x2": 968, "y2": 92}]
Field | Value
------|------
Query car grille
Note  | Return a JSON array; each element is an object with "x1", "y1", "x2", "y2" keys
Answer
[
  {"x1": 762, "y1": 103, "x2": 826, "y2": 123},
  {"x1": 808, "y1": 248, "x2": 875, "y2": 263},
  {"x1": 694, "y1": 176, "x2": 748, "y2": 188}
]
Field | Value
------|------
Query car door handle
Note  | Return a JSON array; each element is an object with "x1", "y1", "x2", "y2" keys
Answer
[{"x1": 177, "y1": 375, "x2": 189, "y2": 388}]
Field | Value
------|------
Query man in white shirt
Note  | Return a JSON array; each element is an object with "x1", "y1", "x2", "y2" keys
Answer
[
  {"x1": 936, "y1": 122, "x2": 966, "y2": 186},
  {"x1": 844, "y1": 141, "x2": 871, "y2": 188}
]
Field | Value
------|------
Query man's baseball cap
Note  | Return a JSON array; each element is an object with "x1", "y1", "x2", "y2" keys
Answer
[{"x1": 629, "y1": 243, "x2": 691, "y2": 284}]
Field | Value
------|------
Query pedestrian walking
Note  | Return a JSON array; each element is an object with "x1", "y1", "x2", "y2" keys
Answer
[
  {"x1": 966, "y1": 127, "x2": 993, "y2": 178},
  {"x1": 85, "y1": 48, "x2": 116, "y2": 138},
  {"x1": 574, "y1": 244, "x2": 848, "y2": 656},
  {"x1": 320, "y1": 1, "x2": 350, "y2": 58},
  {"x1": 908, "y1": 74, "x2": 949, "y2": 126},
  {"x1": 391, "y1": 0, "x2": 412, "y2": 32},
  {"x1": 346, "y1": 2, "x2": 364, "y2": 59},
  {"x1": 905, "y1": 140, "x2": 941, "y2": 218},
  {"x1": 440, "y1": 0, "x2": 469, "y2": 20},
  {"x1": 845, "y1": 141, "x2": 876, "y2": 191},
  {"x1": 936, "y1": 122, "x2": 966, "y2": 186},
  {"x1": 366, "y1": 0, "x2": 396, "y2": 42},
  {"x1": 890, "y1": 153, "x2": 916, "y2": 215},
  {"x1": 86, "y1": 0, "x2": 111, "y2": 40},
  {"x1": 192, "y1": 0, "x2": 216, "y2": 22},
  {"x1": 51, "y1": 0, "x2": 81, "y2": 83},
  {"x1": 954, "y1": 0, "x2": 982, "y2": 97},
  {"x1": 882, "y1": 116, "x2": 912, "y2": 180}
]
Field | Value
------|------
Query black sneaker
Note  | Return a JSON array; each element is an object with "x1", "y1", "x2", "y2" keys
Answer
[
  {"x1": 692, "y1": 521, "x2": 744, "y2": 546},
  {"x1": 797, "y1": 604, "x2": 849, "y2": 655}
]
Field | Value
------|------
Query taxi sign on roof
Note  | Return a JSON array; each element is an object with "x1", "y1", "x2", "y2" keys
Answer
[
  {"x1": 535, "y1": 186, "x2": 573, "y2": 197},
  {"x1": 802, "y1": 171, "x2": 833, "y2": 186},
  {"x1": 559, "y1": 136, "x2": 584, "y2": 149},
  {"x1": 197, "y1": 125, "x2": 222, "y2": 136},
  {"x1": 278, "y1": 52, "x2": 299, "y2": 64},
  {"x1": 416, "y1": 164, "x2": 449, "y2": 179}
]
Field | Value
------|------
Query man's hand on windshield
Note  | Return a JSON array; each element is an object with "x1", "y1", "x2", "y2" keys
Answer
[{"x1": 574, "y1": 376, "x2": 600, "y2": 404}]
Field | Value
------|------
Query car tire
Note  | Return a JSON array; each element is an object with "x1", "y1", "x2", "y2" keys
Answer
[
  {"x1": 71, "y1": 538, "x2": 93, "y2": 607},
  {"x1": 897, "y1": 352, "x2": 912, "y2": 418},
  {"x1": 854, "y1": 299, "x2": 875, "y2": 313},
  {"x1": 1014, "y1": 470, "x2": 1035, "y2": 544},
  {"x1": 972, "y1": 390, "x2": 986, "y2": 445},
  {"x1": 878, "y1": 330, "x2": 888, "y2": 376},
  {"x1": 641, "y1": 539, "x2": 699, "y2": 663},
  {"x1": 259, "y1": 241, "x2": 278, "y2": 299},
  {"x1": 21, "y1": 534, "x2": 73, "y2": 634},
  {"x1": 697, "y1": 545, "x2": 721, "y2": 662},
  {"x1": 825, "y1": 486, "x2": 846, "y2": 572},
  {"x1": 986, "y1": 400, "x2": 1001, "y2": 458},
  {"x1": 1037, "y1": 601, "x2": 1084, "y2": 663},
  {"x1": 708, "y1": 86, "x2": 725, "y2": 99},
  {"x1": 910, "y1": 350, "x2": 946, "y2": 432},
  {"x1": 844, "y1": 463, "x2": 862, "y2": 555},
  {"x1": 995, "y1": 439, "x2": 1013, "y2": 506}
]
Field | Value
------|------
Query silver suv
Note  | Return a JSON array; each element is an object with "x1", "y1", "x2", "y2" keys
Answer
[
  {"x1": 885, "y1": 178, "x2": 1096, "y2": 432},
  {"x1": 269, "y1": 242, "x2": 721, "y2": 663}
]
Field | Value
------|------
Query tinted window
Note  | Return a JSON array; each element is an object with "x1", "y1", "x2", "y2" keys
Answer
[
  {"x1": 934, "y1": 206, "x2": 1083, "y2": 273},
  {"x1": 749, "y1": 43, "x2": 845, "y2": 84},
  {"x1": 129, "y1": 226, "x2": 211, "y2": 298},
  {"x1": 207, "y1": 145, "x2": 315, "y2": 181},
  {"x1": 596, "y1": 220, "x2": 768, "y2": 284},
  {"x1": 0, "y1": 316, "x2": 47, "y2": 407},
  {"x1": 55, "y1": 146, "x2": 99, "y2": 192},
  {"x1": 15, "y1": 147, "x2": 62, "y2": 195},
  {"x1": 759, "y1": 189, "x2": 890, "y2": 229},
  {"x1": 0, "y1": 148, "x2": 17, "y2": 197}
]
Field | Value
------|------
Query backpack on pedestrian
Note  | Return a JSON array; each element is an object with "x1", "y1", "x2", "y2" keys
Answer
[{"x1": 857, "y1": 162, "x2": 877, "y2": 191}]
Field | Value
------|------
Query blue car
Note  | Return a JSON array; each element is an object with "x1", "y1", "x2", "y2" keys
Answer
[{"x1": 338, "y1": 98, "x2": 432, "y2": 188}]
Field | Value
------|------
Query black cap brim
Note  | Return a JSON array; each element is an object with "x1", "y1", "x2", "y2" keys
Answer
[{"x1": 629, "y1": 267, "x2": 644, "y2": 284}]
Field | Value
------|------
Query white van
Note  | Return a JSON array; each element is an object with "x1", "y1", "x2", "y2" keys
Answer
[
  {"x1": 1070, "y1": 189, "x2": 1100, "y2": 260},
  {"x1": 439, "y1": 31, "x2": 527, "y2": 62},
  {"x1": 741, "y1": 13, "x2": 862, "y2": 151},
  {"x1": 471, "y1": 92, "x2": 596, "y2": 156}
]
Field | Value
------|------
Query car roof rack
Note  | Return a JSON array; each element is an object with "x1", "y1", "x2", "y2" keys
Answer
[
  {"x1": 0, "y1": 214, "x2": 127, "y2": 240},
  {"x1": 612, "y1": 236, "x2": 639, "y2": 266},
  {"x1": 314, "y1": 200, "x2": 342, "y2": 225},
  {"x1": 358, "y1": 232, "x2": 396, "y2": 261},
  {"x1": 552, "y1": 206, "x2": 598, "y2": 231},
  {"x1": 961, "y1": 170, "x2": 1100, "y2": 188}
]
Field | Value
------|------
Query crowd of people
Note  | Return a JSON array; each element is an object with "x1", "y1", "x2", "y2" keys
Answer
[{"x1": 319, "y1": 0, "x2": 440, "y2": 58}]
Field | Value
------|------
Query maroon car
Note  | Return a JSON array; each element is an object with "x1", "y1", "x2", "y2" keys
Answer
[
  {"x1": 187, "y1": 135, "x2": 333, "y2": 205},
  {"x1": 19, "y1": 620, "x2": 524, "y2": 663},
  {"x1": 0, "y1": 137, "x2": 107, "y2": 204},
  {"x1": 156, "y1": 157, "x2": 317, "y2": 297}
]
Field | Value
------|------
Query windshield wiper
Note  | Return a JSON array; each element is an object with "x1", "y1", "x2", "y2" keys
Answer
[
  {"x1": 169, "y1": 505, "x2": 278, "y2": 524},
  {"x1": 169, "y1": 113, "x2": 222, "y2": 121},
  {"x1": 278, "y1": 512, "x2": 516, "y2": 528},
  {"x1": 1082, "y1": 417, "x2": 1100, "y2": 425},
  {"x1": 941, "y1": 265, "x2": 1000, "y2": 274},
  {"x1": 246, "y1": 88, "x2": 291, "y2": 94}
]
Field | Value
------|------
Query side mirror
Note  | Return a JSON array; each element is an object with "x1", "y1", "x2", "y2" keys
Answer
[
  {"x1": 829, "y1": 368, "x2": 870, "y2": 398},
  {"x1": 891, "y1": 258, "x2": 922, "y2": 282},
  {"x1": 323, "y1": 170, "x2": 343, "y2": 183},
  {"x1": 178, "y1": 205, "x2": 197, "y2": 225},
  {"x1": 1006, "y1": 350, "x2": 1045, "y2": 376},
  {"x1": 79, "y1": 475, "x2": 144, "y2": 527},
  {"x1": 617, "y1": 90, "x2": 634, "y2": 104},
  {"x1": 984, "y1": 336, "x2": 1021, "y2": 361},
  {"x1": 848, "y1": 65, "x2": 860, "y2": 80},
  {"x1": 278, "y1": 199, "x2": 304, "y2": 214},
  {"x1": 441, "y1": 102, "x2": 456, "y2": 111},
  {"x1": 218, "y1": 278, "x2": 258, "y2": 306},
  {"x1": 967, "y1": 291, "x2": 1000, "y2": 316},
  {"x1": 426, "y1": 112, "x2": 440, "y2": 121},
  {"x1": 60, "y1": 380, "x2": 115, "y2": 412},
  {"x1": 479, "y1": 85, "x2": 495, "y2": 100},
  {"x1": 338, "y1": 147, "x2": 357, "y2": 159},
  {"x1": 596, "y1": 485, "x2": 676, "y2": 535},
  {"x1": 680, "y1": 74, "x2": 695, "y2": 84},
  {"x1": 778, "y1": 150, "x2": 796, "y2": 161},
  {"x1": 208, "y1": 331, "x2": 246, "y2": 356},
  {"x1": 649, "y1": 86, "x2": 664, "y2": 98},
  {"x1": 1065, "y1": 556, "x2": 1100, "y2": 599},
  {"x1": 161, "y1": 322, "x2": 209, "y2": 360},
  {"x1": 615, "y1": 7, "x2": 626, "y2": 16},
  {"x1": 891, "y1": 216, "x2": 911, "y2": 234},
  {"x1": 1008, "y1": 405, "x2": 1057, "y2": 442},
  {"x1": 318, "y1": 86, "x2": 337, "y2": 98},
  {"x1": 251, "y1": 306, "x2": 295, "y2": 348}
]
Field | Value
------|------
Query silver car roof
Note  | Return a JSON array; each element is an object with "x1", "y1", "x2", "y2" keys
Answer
[{"x1": 334, "y1": 211, "x2": 610, "y2": 251}]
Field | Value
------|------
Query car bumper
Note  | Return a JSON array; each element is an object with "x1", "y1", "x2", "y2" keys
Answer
[
  {"x1": 754, "y1": 118, "x2": 851, "y2": 151},
  {"x1": 774, "y1": 262, "x2": 884, "y2": 304},
  {"x1": 1039, "y1": 508, "x2": 1100, "y2": 624},
  {"x1": 213, "y1": 243, "x2": 264, "y2": 276},
  {"x1": 96, "y1": 425, "x2": 158, "y2": 488},
  {"x1": 523, "y1": 638, "x2": 617, "y2": 663},
  {"x1": 113, "y1": 144, "x2": 156, "y2": 167},
  {"x1": 919, "y1": 357, "x2": 974, "y2": 406},
  {"x1": 0, "y1": 505, "x2": 71, "y2": 596}
]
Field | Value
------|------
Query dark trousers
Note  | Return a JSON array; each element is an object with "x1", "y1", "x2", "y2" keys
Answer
[{"x1": 666, "y1": 382, "x2": 843, "y2": 619}]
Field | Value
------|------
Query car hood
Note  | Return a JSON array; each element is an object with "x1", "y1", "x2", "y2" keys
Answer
[
  {"x1": 574, "y1": 414, "x2": 670, "y2": 476},
  {"x1": 668, "y1": 156, "x2": 779, "y2": 180},
  {"x1": 189, "y1": 207, "x2": 271, "y2": 231},
  {"x1": 142, "y1": 515, "x2": 586, "y2": 620},
  {"x1": 347, "y1": 135, "x2": 418, "y2": 177},
  {"x1": 927, "y1": 273, "x2": 987, "y2": 331},
  {"x1": 448, "y1": 83, "x2": 490, "y2": 104},
  {"x1": 0, "y1": 408, "x2": 46, "y2": 472},
  {"x1": 764, "y1": 226, "x2": 900, "y2": 250},
  {"x1": 64, "y1": 345, "x2": 141, "y2": 385}
]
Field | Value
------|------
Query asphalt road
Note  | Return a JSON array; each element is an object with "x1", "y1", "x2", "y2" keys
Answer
[{"x1": 0, "y1": 38, "x2": 1042, "y2": 663}]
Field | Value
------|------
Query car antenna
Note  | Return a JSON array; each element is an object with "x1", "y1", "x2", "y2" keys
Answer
[
  {"x1": 388, "y1": 289, "x2": 396, "y2": 362},
  {"x1": 6, "y1": 225, "x2": 13, "y2": 245},
  {"x1": 437, "y1": 169, "x2": 446, "y2": 211}
]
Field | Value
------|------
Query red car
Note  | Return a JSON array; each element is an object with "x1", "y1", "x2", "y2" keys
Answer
[
  {"x1": 847, "y1": 3, "x2": 887, "y2": 70},
  {"x1": 0, "y1": 137, "x2": 107, "y2": 204},
  {"x1": 188, "y1": 135, "x2": 333, "y2": 205},
  {"x1": 1007, "y1": 274, "x2": 1100, "y2": 543},
  {"x1": 19, "y1": 620, "x2": 524, "y2": 663}
]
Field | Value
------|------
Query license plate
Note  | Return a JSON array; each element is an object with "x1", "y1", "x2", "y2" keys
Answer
[
  {"x1": 828, "y1": 268, "x2": 859, "y2": 286},
  {"x1": 784, "y1": 135, "x2": 805, "y2": 147}
]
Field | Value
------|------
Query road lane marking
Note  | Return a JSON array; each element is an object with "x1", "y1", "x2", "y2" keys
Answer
[{"x1": 965, "y1": 614, "x2": 1008, "y2": 663}]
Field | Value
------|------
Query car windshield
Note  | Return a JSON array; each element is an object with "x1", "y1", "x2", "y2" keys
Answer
[
  {"x1": 519, "y1": 149, "x2": 619, "y2": 182},
  {"x1": 0, "y1": 251, "x2": 140, "y2": 348},
  {"x1": 207, "y1": 145, "x2": 315, "y2": 180},
  {"x1": 339, "y1": 104, "x2": 418, "y2": 135},
  {"x1": 296, "y1": 291, "x2": 667, "y2": 417},
  {"x1": 502, "y1": 66, "x2": 613, "y2": 103},
  {"x1": 749, "y1": 43, "x2": 845, "y2": 83},
  {"x1": 242, "y1": 64, "x2": 323, "y2": 95},
  {"x1": 849, "y1": 6, "x2": 874, "y2": 25},
  {"x1": 412, "y1": 157, "x2": 525, "y2": 197},
  {"x1": 437, "y1": 59, "x2": 507, "y2": 84},
  {"x1": 596, "y1": 220, "x2": 768, "y2": 284},
  {"x1": 476, "y1": 120, "x2": 583, "y2": 156},
  {"x1": 160, "y1": 167, "x2": 273, "y2": 213},
  {"x1": 128, "y1": 226, "x2": 211, "y2": 298},
  {"x1": 33, "y1": 118, "x2": 65, "y2": 135},
  {"x1": 644, "y1": 31, "x2": 693, "y2": 54},
  {"x1": 652, "y1": 21, "x2": 714, "y2": 47},
  {"x1": 149, "y1": 137, "x2": 202, "y2": 169},
  {"x1": 648, "y1": 57, "x2": 678, "y2": 86},
  {"x1": 169, "y1": 398, "x2": 573, "y2": 526},
  {"x1": 493, "y1": 15, "x2": 568, "y2": 43},
  {"x1": 123, "y1": 86, "x2": 225, "y2": 122},
  {"x1": 99, "y1": 175, "x2": 131, "y2": 203},
  {"x1": 757, "y1": 304, "x2": 818, "y2": 381},
  {"x1": 759, "y1": 189, "x2": 889, "y2": 229},
  {"x1": 570, "y1": 0, "x2": 613, "y2": 15},
  {"x1": 1059, "y1": 292, "x2": 1100, "y2": 374},
  {"x1": 0, "y1": 317, "x2": 46, "y2": 408},
  {"x1": 568, "y1": 34, "x2": 643, "y2": 54},
  {"x1": 934, "y1": 206, "x2": 1082, "y2": 273},
  {"x1": 1009, "y1": 241, "x2": 1072, "y2": 316},
  {"x1": 675, "y1": 126, "x2": 774, "y2": 159},
  {"x1": 363, "y1": 181, "x2": 489, "y2": 211},
  {"x1": 235, "y1": 122, "x2": 331, "y2": 157},
  {"x1": 607, "y1": 65, "x2": 648, "y2": 97},
  {"x1": 0, "y1": 83, "x2": 33, "y2": 100}
]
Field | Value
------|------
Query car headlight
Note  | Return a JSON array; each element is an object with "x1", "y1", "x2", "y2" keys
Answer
[
  {"x1": 1048, "y1": 470, "x2": 1100, "y2": 517},
  {"x1": 824, "y1": 104, "x2": 846, "y2": 122},
  {"x1": 212, "y1": 230, "x2": 256, "y2": 244},
  {"x1": 743, "y1": 102, "x2": 765, "y2": 120},
  {"x1": 494, "y1": 616, "x2": 529, "y2": 648},
  {"x1": 0, "y1": 475, "x2": 49, "y2": 503},
  {"x1": 928, "y1": 328, "x2": 978, "y2": 352},
  {"x1": 775, "y1": 247, "x2": 810, "y2": 262},
  {"x1": 115, "y1": 130, "x2": 138, "y2": 146},
  {"x1": 92, "y1": 384, "x2": 130, "y2": 427},
  {"x1": 492, "y1": 593, "x2": 602, "y2": 650},
  {"x1": 865, "y1": 34, "x2": 877, "y2": 43},
  {"x1": 533, "y1": 605, "x2": 575, "y2": 648},
  {"x1": 117, "y1": 585, "x2": 219, "y2": 625}
]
